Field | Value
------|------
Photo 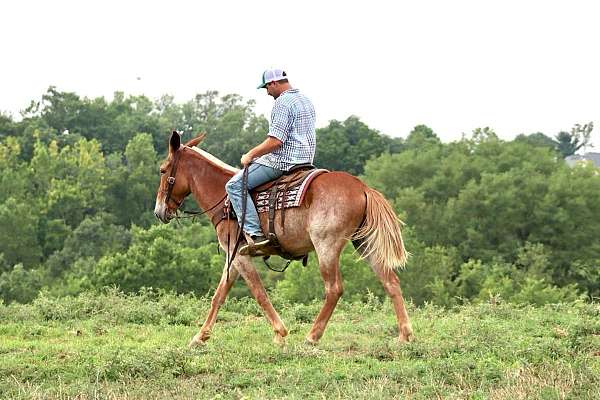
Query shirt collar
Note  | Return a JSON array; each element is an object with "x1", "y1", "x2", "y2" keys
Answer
[{"x1": 280, "y1": 88, "x2": 298, "y2": 96}]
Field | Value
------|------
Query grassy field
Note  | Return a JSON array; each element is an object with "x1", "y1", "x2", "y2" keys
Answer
[{"x1": 1, "y1": 289, "x2": 599, "y2": 399}]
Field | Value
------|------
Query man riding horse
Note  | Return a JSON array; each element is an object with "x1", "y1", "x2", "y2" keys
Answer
[
  {"x1": 154, "y1": 71, "x2": 412, "y2": 346},
  {"x1": 225, "y1": 68, "x2": 316, "y2": 254}
]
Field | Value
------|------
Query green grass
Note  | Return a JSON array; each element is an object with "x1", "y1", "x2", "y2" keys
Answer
[{"x1": 1, "y1": 290, "x2": 599, "y2": 399}]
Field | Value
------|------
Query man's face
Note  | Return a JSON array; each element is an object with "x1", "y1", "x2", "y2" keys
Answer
[{"x1": 265, "y1": 81, "x2": 282, "y2": 99}]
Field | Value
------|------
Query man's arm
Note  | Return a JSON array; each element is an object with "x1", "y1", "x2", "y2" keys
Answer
[{"x1": 241, "y1": 136, "x2": 283, "y2": 167}]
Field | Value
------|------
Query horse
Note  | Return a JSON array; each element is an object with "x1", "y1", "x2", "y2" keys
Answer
[{"x1": 154, "y1": 131, "x2": 413, "y2": 347}]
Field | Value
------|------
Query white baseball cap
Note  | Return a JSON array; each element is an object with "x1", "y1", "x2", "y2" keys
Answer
[{"x1": 257, "y1": 68, "x2": 287, "y2": 89}]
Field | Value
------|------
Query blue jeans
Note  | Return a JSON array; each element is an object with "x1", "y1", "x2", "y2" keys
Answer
[{"x1": 225, "y1": 163, "x2": 284, "y2": 237}]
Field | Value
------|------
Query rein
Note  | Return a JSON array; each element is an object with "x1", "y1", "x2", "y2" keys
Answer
[
  {"x1": 162, "y1": 150, "x2": 301, "y2": 276},
  {"x1": 225, "y1": 166, "x2": 248, "y2": 280}
]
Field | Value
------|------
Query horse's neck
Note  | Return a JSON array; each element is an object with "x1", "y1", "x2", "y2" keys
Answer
[{"x1": 186, "y1": 151, "x2": 235, "y2": 212}]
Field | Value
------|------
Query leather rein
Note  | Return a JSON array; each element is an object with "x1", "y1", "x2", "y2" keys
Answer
[
  {"x1": 160, "y1": 146, "x2": 243, "y2": 278},
  {"x1": 160, "y1": 148, "x2": 295, "y2": 276}
]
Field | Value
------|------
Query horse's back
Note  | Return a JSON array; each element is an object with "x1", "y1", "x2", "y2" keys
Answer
[
  {"x1": 305, "y1": 171, "x2": 367, "y2": 214},
  {"x1": 270, "y1": 171, "x2": 368, "y2": 254}
]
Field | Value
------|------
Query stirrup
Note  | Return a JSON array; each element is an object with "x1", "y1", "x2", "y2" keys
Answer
[{"x1": 239, "y1": 237, "x2": 272, "y2": 256}]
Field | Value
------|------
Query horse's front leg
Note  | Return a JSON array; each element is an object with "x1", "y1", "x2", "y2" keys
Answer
[
  {"x1": 188, "y1": 262, "x2": 239, "y2": 347},
  {"x1": 236, "y1": 256, "x2": 288, "y2": 345}
]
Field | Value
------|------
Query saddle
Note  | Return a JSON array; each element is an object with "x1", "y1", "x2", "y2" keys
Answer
[
  {"x1": 253, "y1": 163, "x2": 316, "y2": 192},
  {"x1": 236, "y1": 164, "x2": 328, "y2": 262}
]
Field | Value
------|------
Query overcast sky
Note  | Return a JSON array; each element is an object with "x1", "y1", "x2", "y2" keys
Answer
[{"x1": 2, "y1": 0, "x2": 599, "y2": 150}]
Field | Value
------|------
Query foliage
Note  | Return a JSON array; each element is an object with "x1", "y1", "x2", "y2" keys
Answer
[
  {"x1": 275, "y1": 244, "x2": 385, "y2": 303},
  {"x1": 93, "y1": 224, "x2": 222, "y2": 296},
  {"x1": 514, "y1": 131, "x2": 557, "y2": 151},
  {"x1": 315, "y1": 116, "x2": 403, "y2": 174},
  {"x1": 555, "y1": 122, "x2": 595, "y2": 157},
  {"x1": 0, "y1": 264, "x2": 45, "y2": 303},
  {"x1": 0, "y1": 88, "x2": 598, "y2": 307},
  {"x1": 0, "y1": 198, "x2": 42, "y2": 268}
]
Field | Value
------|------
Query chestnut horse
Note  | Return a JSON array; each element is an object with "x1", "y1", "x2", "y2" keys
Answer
[{"x1": 154, "y1": 132, "x2": 413, "y2": 346}]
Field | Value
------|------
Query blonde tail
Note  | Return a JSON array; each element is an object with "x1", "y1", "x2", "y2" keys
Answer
[{"x1": 353, "y1": 188, "x2": 408, "y2": 271}]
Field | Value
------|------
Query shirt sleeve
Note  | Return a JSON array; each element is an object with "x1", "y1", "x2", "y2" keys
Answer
[{"x1": 268, "y1": 100, "x2": 292, "y2": 142}]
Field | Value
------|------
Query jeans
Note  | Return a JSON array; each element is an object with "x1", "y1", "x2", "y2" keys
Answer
[{"x1": 225, "y1": 163, "x2": 285, "y2": 237}]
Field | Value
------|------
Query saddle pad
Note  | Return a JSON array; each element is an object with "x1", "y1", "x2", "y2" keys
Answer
[{"x1": 255, "y1": 169, "x2": 327, "y2": 213}]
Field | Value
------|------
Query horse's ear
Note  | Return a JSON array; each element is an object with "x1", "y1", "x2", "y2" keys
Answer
[
  {"x1": 169, "y1": 130, "x2": 181, "y2": 153},
  {"x1": 184, "y1": 132, "x2": 206, "y2": 147}
]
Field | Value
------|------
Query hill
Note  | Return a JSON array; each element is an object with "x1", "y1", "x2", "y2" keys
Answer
[{"x1": 1, "y1": 290, "x2": 599, "y2": 399}]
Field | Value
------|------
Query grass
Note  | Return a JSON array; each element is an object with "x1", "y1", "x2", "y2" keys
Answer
[{"x1": 0, "y1": 289, "x2": 599, "y2": 399}]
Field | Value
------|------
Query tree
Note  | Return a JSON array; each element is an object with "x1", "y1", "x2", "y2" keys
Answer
[
  {"x1": 93, "y1": 224, "x2": 221, "y2": 295},
  {"x1": 0, "y1": 198, "x2": 42, "y2": 268},
  {"x1": 0, "y1": 264, "x2": 45, "y2": 303},
  {"x1": 315, "y1": 116, "x2": 397, "y2": 175},
  {"x1": 572, "y1": 122, "x2": 594, "y2": 153},
  {"x1": 555, "y1": 122, "x2": 594, "y2": 157},
  {"x1": 0, "y1": 112, "x2": 16, "y2": 140},
  {"x1": 0, "y1": 137, "x2": 31, "y2": 204},
  {"x1": 123, "y1": 133, "x2": 159, "y2": 226},
  {"x1": 158, "y1": 91, "x2": 269, "y2": 167},
  {"x1": 43, "y1": 138, "x2": 107, "y2": 227},
  {"x1": 45, "y1": 214, "x2": 131, "y2": 277},
  {"x1": 514, "y1": 132, "x2": 557, "y2": 151},
  {"x1": 404, "y1": 124, "x2": 441, "y2": 149}
]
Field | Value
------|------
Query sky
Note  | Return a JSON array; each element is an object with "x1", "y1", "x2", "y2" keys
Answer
[{"x1": 1, "y1": 0, "x2": 599, "y2": 151}]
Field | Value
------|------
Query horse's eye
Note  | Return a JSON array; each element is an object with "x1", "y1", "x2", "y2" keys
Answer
[{"x1": 160, "y1": 169, "x2": 166, "y2": 175}]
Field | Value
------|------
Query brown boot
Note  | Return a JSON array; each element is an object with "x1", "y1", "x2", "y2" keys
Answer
[{"x1": 239, "y1": 234, "x2": 271, "y2": 256}]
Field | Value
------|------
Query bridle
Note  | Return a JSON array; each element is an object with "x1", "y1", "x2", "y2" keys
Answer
[
  {"x1": 161, "y1": 146, "x2": 184, "y2": 209},
  {"x1": 158, "y1": 148, "x2": 286, "y2": 276},
  {"x1": 158, "y1": 145, "x2": 227, "y2": 220}
]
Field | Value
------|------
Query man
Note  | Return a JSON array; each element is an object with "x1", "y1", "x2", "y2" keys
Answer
[{"x1": 225, "y1": 68, "x2": 316, "y2": 253}]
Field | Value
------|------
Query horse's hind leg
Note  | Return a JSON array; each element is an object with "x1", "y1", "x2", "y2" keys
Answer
[
  {"x1": 306, "y1": 239, "x2": 345, "y2": 344},
  {"x1": 189, "y1": 262, "x2": 239, "y2": 347},
  {"x1": 235, "y1": 256, "x2": 288, "y2": 345},
  {"x1": 369, "y1": 260, "x2": 414, "y2": 342}
]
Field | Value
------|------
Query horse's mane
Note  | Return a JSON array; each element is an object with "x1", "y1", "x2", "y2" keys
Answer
[{"x1": 184, "y1": 134, "x2": 239, "y2": 173}]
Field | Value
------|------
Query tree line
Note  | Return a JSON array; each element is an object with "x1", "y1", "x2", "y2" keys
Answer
[{"x1": 0, "y1": 87, "x2": 597, "y2": 305}]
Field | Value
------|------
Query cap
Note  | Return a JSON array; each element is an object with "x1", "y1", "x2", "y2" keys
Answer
[{"x1": 257, "y1": 68, "x2": 287, "y2": 89}]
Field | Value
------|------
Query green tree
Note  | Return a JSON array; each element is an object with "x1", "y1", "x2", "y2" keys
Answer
[
  {"x1": 174, "y1": 91, "x2": 267, "y2": 167},
  {"x1": 0, "y1": 112, "x2": 16, "y2": 140},
  {"x1": 530, "y1": 163, "x2": 600, "y2": 278},
  {"x1": 0, "y1": 137, "x2": 32, "y2": 204},
  {"x1": 0, "y1": 198, "x2": 42, "y2": 268},
  {"x1": 123, "y1": 133, "x2": 159, "y2": 226},
  {"x1": 0, "y1": 264, "x2": 45, "y2": 303},
  {"x1": 315, "y1": 116, "x2": 399, "y2": 175},
  {"x1": 93, "y1": 224, "x2": 221, "y2": 295},
  {"x1": 514, "y1": 132, "x2": 557, "y2": 151},
  {"x1": 44, "y1": 138, "x2": 107, "y2": 227},
  {"x1": 555, "y1": 122, "x2": 594, "y2": 157},
  {"x1": 46, "y1": 215, "x2": 131, "y2": 278},
  {"x1": 404, "y1": 124, "x2": 441, "y2": 149}
]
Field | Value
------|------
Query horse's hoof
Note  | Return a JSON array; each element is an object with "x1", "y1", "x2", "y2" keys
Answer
[
  {"x1": 398, "y1": 327, "x2": 414, "y2": 343},
  {"x1": 188, "y1": 334, "x2": 208, "y2": 348},
  {"x1": 273, "y1": 333, "x2": 286, "y2": 346},
  {"x1": 304, "y1": 336, "x2": 318, "y2": 346}
]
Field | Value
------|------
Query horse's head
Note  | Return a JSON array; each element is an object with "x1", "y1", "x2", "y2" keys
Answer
[{"x1": 154, "y1": 131, "x2": 201, "y2": 223}]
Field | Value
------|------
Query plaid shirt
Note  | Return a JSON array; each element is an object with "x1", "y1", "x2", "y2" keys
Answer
[{"x1": 255, "y1": 88, "x2": 316, "y2": 171}]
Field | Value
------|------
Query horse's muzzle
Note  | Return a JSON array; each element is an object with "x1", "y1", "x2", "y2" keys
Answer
[{"x1": 154, "y1": 201, "x2": 173, "y2": 224}]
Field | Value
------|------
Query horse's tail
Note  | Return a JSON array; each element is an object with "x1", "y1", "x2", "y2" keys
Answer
[{"x1": 352, "y1": 188, "x2": 409, "y2": 271}]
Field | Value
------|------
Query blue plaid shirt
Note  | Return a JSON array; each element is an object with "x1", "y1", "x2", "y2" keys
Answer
[{"x1": 255, "y1": 88, "x2": 316, "y2": 171}]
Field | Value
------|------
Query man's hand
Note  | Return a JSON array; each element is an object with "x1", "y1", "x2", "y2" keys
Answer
[
  {"x1": 240, "y1": 137, "x2": 282, "y2": 167},
  {"x1": 241, "y1": 153, "x2": 253, "y2": 167}
]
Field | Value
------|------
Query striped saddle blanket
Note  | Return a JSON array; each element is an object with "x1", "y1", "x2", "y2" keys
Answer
[{"x1": 254, "y1": 169, "x2": 328, "y2": 213}]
